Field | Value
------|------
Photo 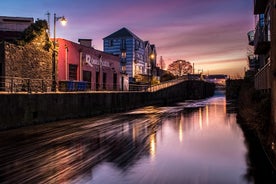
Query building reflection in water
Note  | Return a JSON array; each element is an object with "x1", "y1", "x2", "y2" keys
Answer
[
  {"x1": 150, "y1": 133, "x2": 157, "y2": 160},
  {"x1": 0, "y1": 109, "x2": 161, "y2": 184}
]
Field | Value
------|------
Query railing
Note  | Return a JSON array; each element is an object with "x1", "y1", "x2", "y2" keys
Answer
[
  {"x1": 254, "y1": 61, "x2": 271, "y2": 91},
  {"x1": 129, "y1": 76, "x2": 188, "y2": 92},
  {"x1": 148, "y1": 78, "x2": 186, "y2": 92},
  {"x1": 254, "y1": 19, "x2": 270, "y2": 54},
  {"x1": 59, "y1": 80, "x2": 123, "y2": 92},
  {"x1": 0, "y1": 76, "x2": 52, "y2": 93},
  {"x1": 0, "y1": 76, "x2": 190, "y2": 93}
]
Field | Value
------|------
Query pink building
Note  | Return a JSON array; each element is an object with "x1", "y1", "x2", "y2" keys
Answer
[{"x1": 56, "y1": 38, "x2": 124, "y2": 91}]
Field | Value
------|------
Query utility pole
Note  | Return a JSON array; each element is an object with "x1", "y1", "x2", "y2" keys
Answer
[{"x1": 45, "y1": 12, "x2": 50, "y2": 36}]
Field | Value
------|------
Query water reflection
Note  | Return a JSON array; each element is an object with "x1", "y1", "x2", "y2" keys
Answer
[{"x1": 0, "y1": 93, "x2": 274, "y2": 183}]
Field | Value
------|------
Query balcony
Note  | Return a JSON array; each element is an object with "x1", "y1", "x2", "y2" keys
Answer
[
  {"x1": 255, "y1": 60, "x2": 271, "y2": 91},
  {"x1": 254, "y1": 22, "x2": 270, "y2": 55},
  {"x1": 254, "y1": 0, "x2": 268, "y2": 14},
  {"x1": 247, "y1": 30, "x2": 255, "y2": 46}
]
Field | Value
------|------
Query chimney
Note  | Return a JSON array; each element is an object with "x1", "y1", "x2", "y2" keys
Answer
[{"x1": 78, "y1": 39, "x2": 92, "y2": 47}]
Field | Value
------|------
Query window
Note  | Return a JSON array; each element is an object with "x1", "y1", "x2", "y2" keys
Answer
[
  {"x1": 103, "y1": 73, "x2": 107, "y2": 89},
  {"x1": 96, "y1": 72, "x2": 100, "y2": 90},
  {"x1": 109, "y1": 39, "x2": 114, "y2": 47},
  {"x1": 135, "y1": 40, "x2": 139, "y2": 50},
  {"x1": 83, "y1": 71, "x2": 91, "y2": 82},
  {"x1": 69, "y1": 64, "x2": 78, "y2": 80},
  {"x1": 113, "y1": 73, "x2": 117, "y2": 90},
  {"x1": 121, "y1": 39, "x2": 126, "y2": 50}
]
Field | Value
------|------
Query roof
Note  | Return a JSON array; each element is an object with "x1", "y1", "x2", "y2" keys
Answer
[
  {"x1": 103, "y1": 27, "x2": 142, "y2": 40},
  {"x1": 144, "y1": 41, "x2": 149, "y2": 47}
]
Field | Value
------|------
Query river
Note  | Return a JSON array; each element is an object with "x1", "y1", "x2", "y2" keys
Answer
[{"x1": 0, "y1": 91, "x2": 274, "y2": 183}]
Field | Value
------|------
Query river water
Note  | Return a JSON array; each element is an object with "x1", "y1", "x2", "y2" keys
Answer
[{"x1": 0, "y1": 91, "x2": 274, "y2": 183}]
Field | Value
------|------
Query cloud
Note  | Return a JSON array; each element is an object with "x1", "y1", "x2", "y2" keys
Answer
[{"x1": 0, "y1": 0, "x2": 253, "y2": 76}]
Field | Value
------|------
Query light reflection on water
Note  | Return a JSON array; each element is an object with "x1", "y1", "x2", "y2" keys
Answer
[{"x1": 0, "y1": 93, "x2": 257, "y2": 184}]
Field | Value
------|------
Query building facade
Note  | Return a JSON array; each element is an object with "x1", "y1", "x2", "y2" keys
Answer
[
  {"x1": 248, "y1": 0, "x2": 272, "y2": 91},
  {"x1": 0, "y1": 16, "x2": 34, "y2": 41},
  {"x1": 56, "y1": 38, "x2": 126, "y2": 91},
  {"x1": 103, "y1": 27, "x2": 157, "y2": 83},
  {"x1": 249, "y1": 0, "x2": 276, "y2": 134}
]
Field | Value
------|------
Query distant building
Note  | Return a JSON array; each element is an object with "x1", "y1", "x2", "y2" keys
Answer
[
  {"x1": 103, "y1": 27, "x2": 157, "y2": 83},
  {"x1": 56, "y1": 38, "x2": 127, "y2": 91},
  {"x1": 187, "y1": 74, "x2": 201, "y2": 80},
  {"x1": 0, "y1": 16, "x2": 34, "y2": 41},
  {"x1": 204, "y1": 74, "x2": 227, "y2": 86}
]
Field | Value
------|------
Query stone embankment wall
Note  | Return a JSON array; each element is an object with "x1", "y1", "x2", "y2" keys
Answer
[{"x1": 0, "y1": 80, "x2": 215, "y2": 130}]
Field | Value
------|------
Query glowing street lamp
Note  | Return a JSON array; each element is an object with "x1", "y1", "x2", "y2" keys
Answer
[
  {"x1": 52, "y1": 13, "x2": 67, "y2": 92},
  {"x1": 120, "y1": 51, "x2": 127, "y2": 91},
  {"x1": 148, "y1": 53, "x2": 155, "y2": 90}
]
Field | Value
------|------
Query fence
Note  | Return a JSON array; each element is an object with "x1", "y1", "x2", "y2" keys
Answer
[
  {"x1": 0, "y1": 76, "x2": 189, "y2": 93},
  {"x1": 0, "y1": 76, "x2": 51, "y2": 93},
  {"x1": 59, "y1": 81, "x2": 122, "y2": 92},
  {"x1": 254, "y1": 61, "x2": 271, "y2": 92}
]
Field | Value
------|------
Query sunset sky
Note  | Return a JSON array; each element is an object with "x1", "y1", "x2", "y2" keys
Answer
[{"x1": 1, "y1": 0, "x2": 254, "y2": 77}]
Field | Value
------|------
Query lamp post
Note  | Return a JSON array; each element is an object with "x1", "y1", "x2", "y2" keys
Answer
[
  {"x1": 149, "y1": 53, "x2": 155, "y2": 90},
  {"x1": 121, "y1": 51, "x2": 126, "y2": 91},
  {"x1": 52, "y1": 13, "x2": 67, "y2": 92}
]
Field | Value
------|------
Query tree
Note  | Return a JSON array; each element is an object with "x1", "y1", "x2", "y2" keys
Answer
[
  {"x1": 17, "y1": 19, "x2": 52, "y2": 51},
  {"x1": 167, "y1": 60, "x2": 193, "y2": 76}
]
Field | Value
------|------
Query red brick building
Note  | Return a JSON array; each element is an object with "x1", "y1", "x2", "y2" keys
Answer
[{"x1": 56, "y1": 38, "x2": 125, "y2": 91}]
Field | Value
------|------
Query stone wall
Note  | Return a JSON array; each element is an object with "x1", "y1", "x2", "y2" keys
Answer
[
  {"x1": 0, "y1": 43, "x2": 4, "y2": 76},
  {"x1": 3, "y1": 42, "x2": 52, "y2": 80},
  {"x1": 0, "y1": 80, "x2": 215, "y2": 130},
  {"x1": 0, "y1": 20, "x2": 53, "y2": 90}
]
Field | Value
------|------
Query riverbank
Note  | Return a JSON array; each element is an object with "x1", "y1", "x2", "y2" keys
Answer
[
  {"x1": 0, "y1": 80, "x2": 215, "y2": 130},
  {"x1": 235, "y1": 78, "x2": 276, "y2": 173}
]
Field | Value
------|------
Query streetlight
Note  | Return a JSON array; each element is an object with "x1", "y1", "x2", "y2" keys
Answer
[
  {"x1": 121, "y1": 51, "x2": 126, "y2": 91},
  {"x1": 148, "y1": 53, "x2": 155, "y2": 90},
  {"x1": 52, "y1": 13, "x2": 67, "y2": 92}
]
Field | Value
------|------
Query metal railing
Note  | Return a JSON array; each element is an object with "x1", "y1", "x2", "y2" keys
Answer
[
  {"x1": 148, "y1": 78, "x2": 186, "y2": 92},
  {"x1": 0, "y1": 76, "x2": 189, "y2": 93},
  {"x1": 254, "y1": 61, "x2": 271, "y2": 91},
  {"x1": 129, "y1": 76, "x2": 188, "y2": 92},
  {"x1": 0, "y1": 76, "x2": 52, "y2": 93}
]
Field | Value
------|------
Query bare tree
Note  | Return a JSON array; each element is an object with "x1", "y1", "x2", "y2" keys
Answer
[{"x1": 167, "y1": 60, "x2": 193, "y2": 76}]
